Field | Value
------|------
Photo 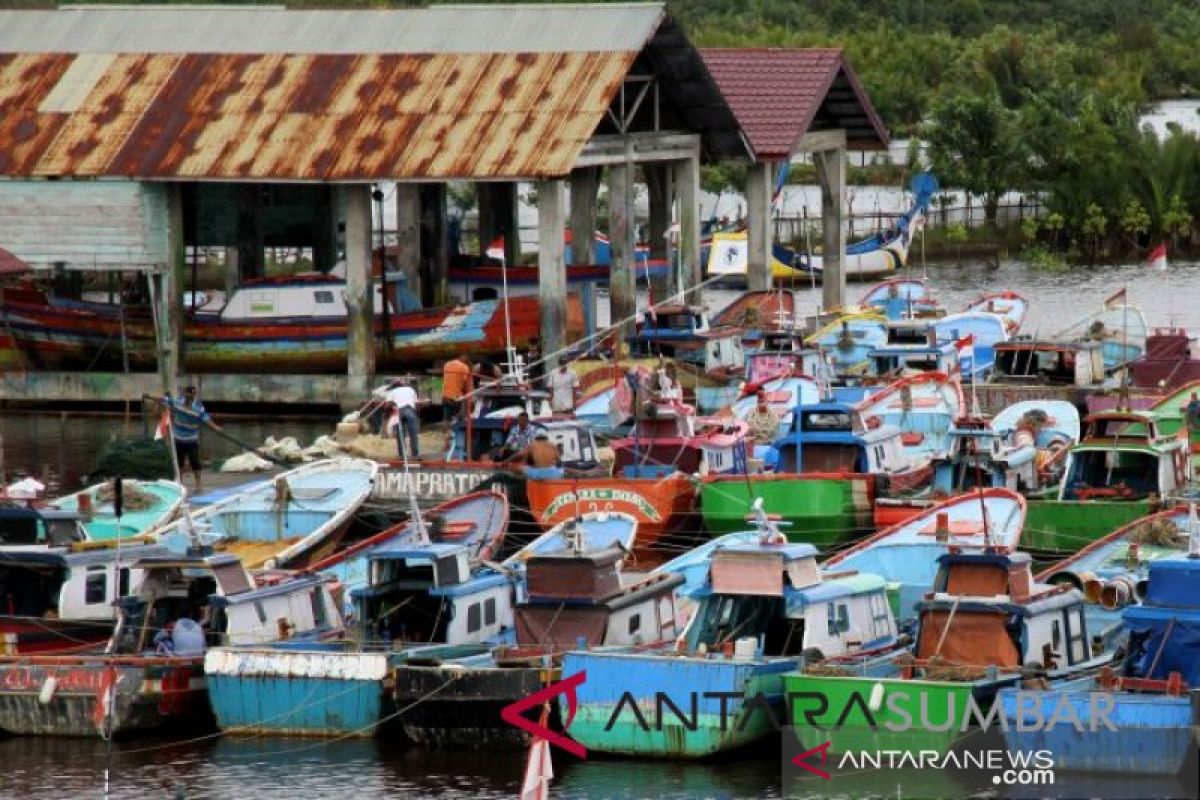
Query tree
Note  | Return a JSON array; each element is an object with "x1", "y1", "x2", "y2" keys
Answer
[{"x1": 923, "y1": 89, "x2": 1026, "y2": 225}]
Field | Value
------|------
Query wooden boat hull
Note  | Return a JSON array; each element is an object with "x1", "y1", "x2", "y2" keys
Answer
[
  {"x1": 51, "y1": 479, "x2": 185, "y2": 542},
  {"x1": 699, "y1": 474, "x2": 875, "y2": 549},
  {"x1": 0, "y1": 619, "x2": 112, "y2": 656},
  {"x1": 0, "y1": 290, "x2": 580, "y2": 373},
  {"x1": 0, "y1": 657, "x2": 207, "y2": 737},
  {"x1": 204, "y1": 647, "x2": 391, "y2": 737},
  {"x1": 525, "y1": 475, "x2": 696, "y2": 556},
  {"x1": 561, "y1": 650, "x2": 794, "y2": 758},
  {"x1": 1022, "y1": 499, "x2": 1155, "y2": 557}
]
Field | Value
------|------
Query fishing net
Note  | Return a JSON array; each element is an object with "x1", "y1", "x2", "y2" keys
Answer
[
  {"x1": 87, "y1": 437, "x2": 174, "y2": 482},
  {"x1": 1127, "y1": 518, "x2": 1188, "y2": 547},
  {"x1": 802, "y1": 663, "x2": 855, "y2": 677},
  {"x1": 94, "y1": 481, "x2": 159, "y2": 511}
]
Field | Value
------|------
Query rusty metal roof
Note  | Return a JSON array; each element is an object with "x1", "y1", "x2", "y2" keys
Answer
[
  {"x1": 0, "y1": 5, "x2": 686, "y2": 180},
  {"x1": 701, "y1": 48, "x2": 889, "y2": 159}
]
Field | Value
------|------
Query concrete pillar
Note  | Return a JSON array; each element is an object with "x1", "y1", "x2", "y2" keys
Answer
[
  {"x1": 162, "y1": 184, "x2": 185, "y2": 397},
  {"x1": 537, "y1": 179, "x2": 567, "y2": 371},
  {"x1": 815, "y1": 148, "x2": 847, "y2": 310},
  {"x1": 344, "y1": 185, "x2": 375, "y2": 395},
  {"x1": 222, "y1": 247, "x2": 239, "y2": 298},
  {"x1": 607, "y1": 159, "x2": 636, "y2": 335},
  {"x1": 569, "y1": 167, "x2": 599, "y2": 265},
  {"x1": 419, "y1": 183, "x2": 448, "y2": 306},
  {"x1": 395, "y1": 183, "x2": 422, "y2": 304},
  {"x1": 746, "y1": 160, "x2": 773, "y2": 293},
  {"x1": 672, "y1": 154, "x2": 701, "y2": 300},
  {"x1": 236, "y1": 184, "x2": 264, "y2": 278},
  {"x1": 645, "y1": 164, "x2": 672, "y2": 301}
]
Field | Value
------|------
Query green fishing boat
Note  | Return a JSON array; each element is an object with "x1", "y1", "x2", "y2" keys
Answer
[
  {"x1": 785, "y1": 548, "x2": 1118, "y2": 758},
  {"x1": 1021, "y1": 411, "x2": 1187, "y2": 556}
]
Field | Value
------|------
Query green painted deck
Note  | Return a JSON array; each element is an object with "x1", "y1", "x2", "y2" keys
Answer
[
  {"x1": 699, "y1": 476, "x2": 873, "y2": 548},
  {"x1": 1022, "y1": 499, "x2": 1153, "y2": 556}
]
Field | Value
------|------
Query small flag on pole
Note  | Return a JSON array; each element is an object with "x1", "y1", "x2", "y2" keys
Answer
[
  {"x1": 154, "y1": 406, "x2": 171, "y2": 441},
  {"x1": 1104, "y1": 287, "x2": 1128, "y2": 310},
  {"x1": 955, "y1": 334, "x2": 975, "y2": 377},
  {"x1": 1146, "y1": 242, "x2": 1168, "y2": 271},
  {"x1": 772, "y1": 161, "x2": 791, "y2": 206},
  {"x1": 486, "y1": 236, "x2": 506, "y2": 264}
]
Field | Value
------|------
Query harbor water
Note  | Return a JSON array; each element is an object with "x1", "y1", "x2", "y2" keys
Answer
[{"x1": 2, "y1": 258, "x2": 1199, "y2": 798}]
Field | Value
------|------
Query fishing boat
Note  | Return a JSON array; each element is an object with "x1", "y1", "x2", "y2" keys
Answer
[
  {"x1": 503, "y1": 511, "x2": 640, "y2": 572},
  {"x1": 0, "y1": 551, "x2": 343, "y2": 737},
  {"x1": 391, "y1": 533, "x2": 684, "y2": 748},
  {"x1": 609, "y1": 391, "x2": 749, "y2": 478},
  {"x1": 864, "y1": 338, "x2": 958, "y2": 381},
  {"x1": 148, "y1": 458, "x2": 378, "y2": 569},
  {"x1": 1130, "y1": 328, "x2": 1200, "y2": 390},
  {"x1": 996, "y1": 529, "x2": 1200, "y2": 776},
  {"x1": 525, "y1": 474, "x2": 694, "y2": 559},
  {"x1": 1055, "y1": 299, "x2": 1150, "y2": 371},
  {"x1": 561, "y1": 510, "x2": 901, "y2": 758},
  {"x1": 700, "y1": 401, "x2": 929, "y2": 547},
  {"x1": 805, "y1": 313, "x2": 889, "y2": 376},
  {"x1": 932, "y1": 311, "x2": 1010, "y2": 381},
  {"x1": 49, "y1": 479, "x2": 185, "y2": 542},
  {"x1": 307, "y1": 490, "x2": 509, "y2": 601},
  {"x1": 1022, "y1": 411, "x2": 1188, "y2": 556},
  {"x1": 0, "y1": 504, "x2": 89, "y2": 548},
  {"x1": 711, "y1": 290, "x2": 799, "y2": 347},
  {"x1": 625, "y1": 304, "x2": 745, "y2": 380},
  {"x1": 447, "y1": 260, "x2": 608, "y2": 303},
  {"x1": 823, "y1": 488, "x2": 1026, "y2": 622},
  {"x1": 0, "y1": 279, "x2": 579, "y2": 373},
  {"x1": 964, "y1": 290, "x2": 1028, "y2": 334},
  {"x1": 855, "y1": 372, "x2": 965, "y2": 462},
  {"x1": 704, "y1": 173, "x2": 937, "y2": 285},
  {"x1": 976, "y1": 338, "x2": 1114, "y2": 414},
  {"x1": 858, "y1": 277, "x2": 941, "y2": 321},
  {"x1": 785, "y1": 543, "x2": 1116, "y2": 757},
  {"x1": 0, "y1": 540, "x2": 172, "y2": 654}
]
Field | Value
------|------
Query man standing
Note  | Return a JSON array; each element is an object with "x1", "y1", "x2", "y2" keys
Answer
[
  {"x1": 162, "y1": 385, "x2": 221, "y2": 491},
  {"x1": 546, "y1": 362, "x2": 580, "y2": 415},
  {"x1": 382, "y1": 377, "x2": 421, "y2": 460},
  {"x1": 745, "y1": 391, "x2": 780, "y2": 445},
  {"x1": 442, "y1": 355, "x2": 472, "y2": 422}
]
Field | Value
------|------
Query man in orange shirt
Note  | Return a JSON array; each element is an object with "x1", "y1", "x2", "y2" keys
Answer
[{"x1": 442, "y1": 355, "x2": 472, "y2": 422}]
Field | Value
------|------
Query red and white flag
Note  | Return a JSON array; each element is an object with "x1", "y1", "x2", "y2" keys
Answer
[
  {"x1": 486, "y1": 236, "x2": 506, "y2": 264},
  {"x1": 1104, "y1": 287, "x2": 1127, "y2": 310},
  {"x1": 1146, "y1": 242, "x2": 1168, "y2": 271},
  {"x1": 955, "y1": 334, "x2": 975, "y2": 375},
  {"x1": 153, "y1": 408, "x2": 171, "y2": 441},
  {"x1": 520, "y1": 737, "x2": 553, "y2": 800}
]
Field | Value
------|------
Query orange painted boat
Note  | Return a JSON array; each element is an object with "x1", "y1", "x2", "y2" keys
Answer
[{"x1": 525, "y1": 474, "x2": 697, "y2": 559}]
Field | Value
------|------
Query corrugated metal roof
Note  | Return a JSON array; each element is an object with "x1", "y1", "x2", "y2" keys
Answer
[
  {"x1": 701, "y1": 48, "x2": 888, "y2": 159},
  {"x1": 0, "y1": 49, "x2": 635, "y2": 180},
  {"x1": 0, "y1": 5, "x2": 666, "y2": 55}
]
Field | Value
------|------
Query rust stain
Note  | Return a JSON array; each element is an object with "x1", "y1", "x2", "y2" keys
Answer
[{"x1": 0, "y1": 50, "x2": 636, "y2": 179}]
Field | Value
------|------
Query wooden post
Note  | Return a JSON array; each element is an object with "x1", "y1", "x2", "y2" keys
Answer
[
  {"x1": 344, "y1": 185, "x2": 375, "y2": 396},
  {"x1": 236, "y1": 184, "x2": 264, "y2": 279},
  {"x1": 746, "y1": 160, "x2": 773, "y2": 292},
  {"x1": 815, "y1": 147, "x2": 847, "y2": 310},
  {"x1": 313, "y1": 184, "x2": 337, "y2": 272},
  {"x1": 395, "y1": 182, "x2": 422, "y2": 304},
  {"x1": 608, "y1": 158, "x2": 636, "y2": 335},
  {"x1": 569, "y1": 167, "x2": 599, "y2": 265},
  {"x1": 673, "y1": 152, "x2": 701, "y2": 300},
  {"x1": 420, "y1": 183, "x2": 448, "y2": 306},
  {"x1": 645, "y1": 164, "x2": 672, "y2": 301},
  {"x1": 537, "y1": 179, "x2": 567, "y2": 371},
  {"x1": 222, "y1": 246, "x2": 239, "y2": 299}
]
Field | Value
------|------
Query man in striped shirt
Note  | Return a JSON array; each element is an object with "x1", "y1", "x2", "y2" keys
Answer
[{"x1": 161, "y1": 385, "x2": 222, "y2": 490}]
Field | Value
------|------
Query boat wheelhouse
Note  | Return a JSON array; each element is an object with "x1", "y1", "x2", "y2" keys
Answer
[{"x1": 626, "y1": 304, "x2": 745, "y2": 377}]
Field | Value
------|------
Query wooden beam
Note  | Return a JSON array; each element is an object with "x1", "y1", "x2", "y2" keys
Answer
[
  {"x1": 344, "y1": 185, "x2": 375, "y2": 394},
  {"x1": 576, "y1": 132, "x2": 700, "y2": 167},
  {"x1": 608, "y1": 158, "x2": 636, "y2": 337},
  {"x1": 796, "y1": 129, "x2": 848, "y2": 154},
  {"x1": 537, "y1": 179, "x2": 568, "y2": 370}
]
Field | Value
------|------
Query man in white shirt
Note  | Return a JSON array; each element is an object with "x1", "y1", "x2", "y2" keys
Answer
[
  {"x1": 377, "y1": 378, "x2": 421, "y2": 460},
  {"x1": 546, "y1": 363, "x2": 580, "y2": 414}
]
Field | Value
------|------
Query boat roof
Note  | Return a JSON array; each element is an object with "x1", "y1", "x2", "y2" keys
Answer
[
  {"x1": 870, "y1": 344, "x2": 953, "y2": 357},
  {"x1": 0, "y1": 542, "x2": 170, "y2": 568},
  {"x1": 367, "y1": 542, "x2": 469, "y2": 561},
  {"x1": 715, "y1": 541, "x2": 817, "y2": 561},
  {"x1": 208, "y1": 571, "x2": 333, "y2": 608},
  {"x1": 1137, "y1": 555, "x2": 1200, "y2": 609},
  {"x1": 130, "y1": 551, "x2": 242, "y2": 570}
]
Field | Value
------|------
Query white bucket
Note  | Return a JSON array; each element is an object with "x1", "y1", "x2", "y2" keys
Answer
[{"x1": 733, "y1": 637, "x2": 757, "y2": 661}]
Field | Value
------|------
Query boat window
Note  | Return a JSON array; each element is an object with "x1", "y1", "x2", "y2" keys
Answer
[
  {"x1": 484, "y1": 597, "x2": 496, "y2": 626},
  {"x1": 1051, "y1": 619, "x2": 1062, "y2": 650},
  {"x1": 311, "y1": 589, "x2": 328, "y2": 629},
  {"x1": 803, "y1": 412, "x2": 852, "y2": 431},
  {"x1": 869, "y1": 592, "x2": 892, "y2": 639},
  {"x1": 1062, "y1": 449, "x2": 1160, "y2": 499},
  {"x1": 85, "y1": 567, "x2": 107, "y2": 605},
  {"x1": 628, "y1": 613, "x2": 641, "y2": 636},
  {"x1": 0, "y1": 515, "x2": 41, "y2": 546},
  {"x1": 1066, "y1": 607, "x2": 1088, "y2": 664},
  {"x1": 467, "y1": 602, "x2": 481, "y2": 633},
  {"x1": 826, "y1": 603, "x2": 850, "y2": 636},
  {"x1": 254, "y1": 602, "x2": 267, "y2": 624},
  {"x1": 45, "y1": 518, "x2": 84, "y2": 546},
  {"x1": 118, "y1": 568, "x2": 130, "y2": 599},
  {"x1": 313, "y1": 290, "x2": 335, "y2": 304},
  {"x1": 213, "y1": 563, "x2": 254, "y2": 596}
]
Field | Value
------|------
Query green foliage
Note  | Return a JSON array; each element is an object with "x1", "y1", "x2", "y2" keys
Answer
[
  {"x1": 1120, "y1": 199, "x2": 1152, "y2": 240},
  {"x1": 1023, "y1": 244, "x2": 1069, "y2": 272},
  {"x1": 700, "y1": 163, "x2": 748, "y2": 196},
  {"x1": 943, "y1": 223, "x2": 969, "y2": 244}
]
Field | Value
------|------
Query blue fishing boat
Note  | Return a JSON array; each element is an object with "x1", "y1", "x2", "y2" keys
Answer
[
  {"x1": 997, "y1": 532, "x2": 1200, "y2": 776},
  {"x1": 625, "y1": 304, "x2": 745, "y2": 380},
  {"x1": 561, "y1": 512, "x2": 900, "y2": 758},
  {"x1": 823, "y1": 489, "x2": 1025, "y2": 622},
  {"x1": 865, "y1": 339, "x2": 958, "y2": 380},
  {"x1": 0, "y1": 550, "x2": 341, "y2": 737},
  {"x1": 932, "y1": 311, "x2": 1010, "y2": 381},
  {"x1": 855, "y1": 371, "x2": 964, "y2": 461},
  {"x1": 858, "y1": 277, "x2": 941, "y2": 321},
  {"x1": 805, "y1": 313, "x2": 888, "y2": 375},
  {"x1": 149, "y1": 458, "x2": 378, "y2": 569}
]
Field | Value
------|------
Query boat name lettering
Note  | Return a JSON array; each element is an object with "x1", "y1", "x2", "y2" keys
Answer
[
  {"x1": 373, "y1": 470, "x2": 499, "y2": 500},
  {"x1": 1, "y1": 666, "x2": 115, "y2": 693},
  {"x1": 541, "y1": 489, "x2": 661, "y2": 522}
]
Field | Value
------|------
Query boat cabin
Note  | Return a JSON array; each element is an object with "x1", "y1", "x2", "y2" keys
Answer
[
  {"x1": 214, "y1": 275, "x2": 390, "y2": 321},
  {"x1": 0, "y1": 506, "x2": 88, "y2": 549},
  {"x1": 516, "y1": 547, "x2": 684, "y2": 648},
  {"x1": 915, "y1": 551, "x2": 1096, "y2": 671},
  {"x1": 1130, "y1": 329, "x2": 1200, "y2": 390},
  {"x1": 452, "y1": 417, "x2": 597, "y2": 468},
  {"x1": 627, "y1": 304, "x2": 745, "y2": 374},
  {"x1": 537, "y1": 419, "x2": 600, "y2": 471},
  {"x1": 932, "y1": 421, "x2": 1009, "y2": 493},
  {"x1": 867, "y1": 342, "x2": 958, "y2": 379},
  {"x1": 354, "y1": 542, "x2": 515, "y2": 646},
  {"x1": 685, "y1": 542, "x2": 897, "y2": 659},
  {"x1": 1119, "y1": 556, "x2": 1200, "y2": 684},
  {"x1": 1057, "y1": 412, "x2": 1186, "y2": 501},
  {"x1": 744, "y1": 346, "x2": 831, "y2": 386},
  {"x1": 468, "y1": 378, "x2": 552, "y2": 420},
  {"x1": 772, "y1": 403, "x2": 911, "y2": 476},
  {"x1": 209, "y1": 571, "x2": 345, "y2": 646},
  {"x1": 885, "y1": 318, "x2": 935, "y2": 345},
  {"x1": 991, "y1": 340, "x2": 1107, "y2": 387}
]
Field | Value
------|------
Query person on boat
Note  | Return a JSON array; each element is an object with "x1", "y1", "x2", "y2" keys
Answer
[
  {"x1": 522, "y1": 430, "x2": 564, "y2": 479},
  {"x1": 546, "y1": 361, "x2": 580, "y2": 415},
  {"x1": 745, "y1": 391, "x2": 780, "y2": 445},
  {"x1": 160, "y1": 385, "x2": 222, "y2": 491},
  {"x1": 500, "y1": 411, "x2": 537, "y2": 461},
  {"x1": 441, "y1": 355, "x2": 472, "y2": 423},
  {"x1": 382, "y1": 377, "x2": 422, "y2": 461},
  {"x1": 526, "y1": 336, "x2": 544, "y2": 385}
]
